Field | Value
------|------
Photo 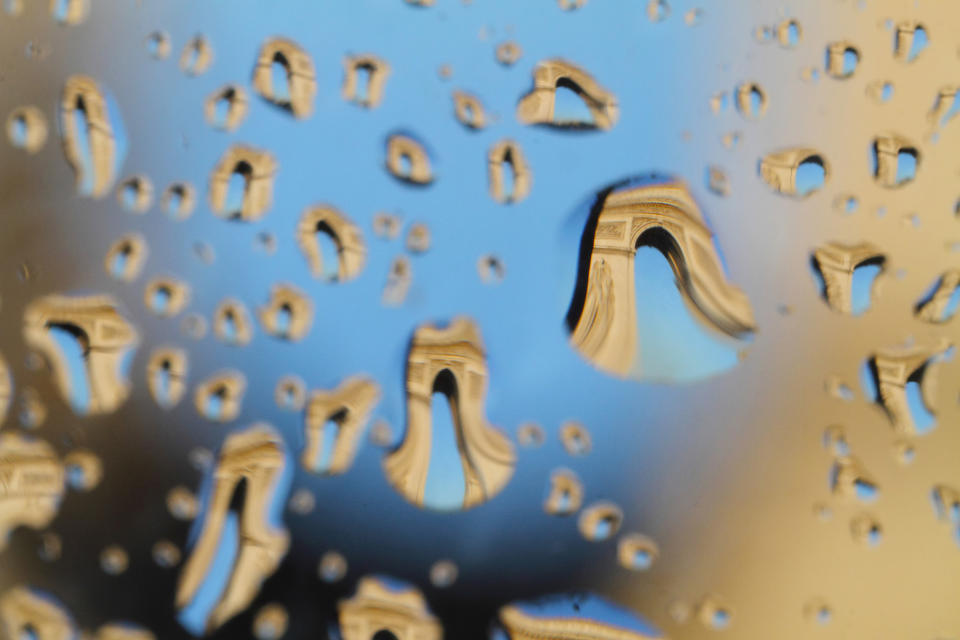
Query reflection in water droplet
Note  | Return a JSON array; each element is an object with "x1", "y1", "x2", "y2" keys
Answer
[
  {"x1": 339, "y1": 577, "x2": 442, "y2": 638},
  {"x1": 516, "y1": 422, "x2": 544, "y2": 447},
  {"x1": 406, "y1": 222, "x2": 432, "y2": 254},
  {"x1": 252, "y1": 37, "x2": 316, "y2": 118},
  {"x1": 213, "y1": 299, "x2": 254, "y2": 347},
  {"x1": 274, "y1": 375, "x2": 306, "y2": 411},
  {"x1": 830, "y1": 456, "x2": 879, "y2": 502},
  {"x1": 318, "y1": 551, "x2": 347, "y2": 583},
  {"x1": 488, "y1": 139, "x2": 532, "y2": 204},
  {"x1": 253, "y1": 603, "x2": 288, "y2": 640},
  {"x1": 803, "y1": 598, "x2": 832, "y2": 625},
  {"x1": 646, "y1": 0, "x2": 669, "y2": 22},
  {"x1": 618, "y1": 533, "x2": 659, "y2": 571},
  {"x1": 259, "y1": 284, "x2": 313, "y2": 341},
  {"x1": 517, "y1": 59, "x2": 618, "y2": 130},
  {"x1": 706, "y1": 165, "x2": 729, "y2": 196},
  {"x1": 0, "y1": 434, "x2": 65, "y2": 551},
  {"x1": 864, "y1": 343, "x2": 947, "y2": 435},
  {"x1": 850, "y1": 513, "x2": 883, "y2": 546},
  {"x1": 343, "y1": 54, "x2": 390, "y2": 108},
  {"x1": 560, "y1": 421, "x2": 591, "y2": 456},
  {"x1": 578, "y1": 501, "x2": 623, "y2": 541},
  {"x1": 161, "y1": 182, "x2": 196, "y2": 220},
  {"x1": 288, "y1": 488, "x2": 315, "y2": 515},
  {"x1": 59, "y1": 75, "x2": 126, "y2": 198},
  {"x1": 180, "y1": 35, "x2": 213, "y2": 75},
  {"x1": 867, "y1": 80, "x2": 894, "y2": 103},
  {"x1": 64, "y1": 449, "x2": 101, "y2": 491},
  {"x1": 105, "y1": 234, "x2": 148, "y2": 282},
  {"x1": 495, "y1": 41, "x2": 522, "y2": 66},
  {"x1": 0, "y1": 586, "x2": 75, "y2": 640},
  {"x1": 822, "y1": 425, "x2": 849, "y2": 456},
  {"x1": 38, "y1": 531, "x2": 62, "y2": 562},
  {"x1": 499, "y1": 593, "x2": 663, "y2": 639},
  {"x1": 477, "y1": 254, "x2": 506, "y2": 285},
  {"x1": 176, "y1": 424, "x2": 291, "y2": 634},
  {"x1": 759, "y1": 148, "x2": 828, "y2": 197},
  {"x1": 567, "y1": 177, "x2": 754, "y2": 381},
  {"x1": 147, "y1": 347, "x2": 187, "y2": 410},
  {"x1": 17, "y1": 388, "x2": 46, "y2": 429},
  {"x1": 303, "y1": 377, "x2": 380, "y2": 476},
  {"x1": 100, "y1": 545, "x2": 129, "y2": 575},
  {"x1": 429, "y1": 560, "x2": 458, "y2": 588},
  {"x1": 810, "y1": 242, "x2": 885, "y2": 316},
  {"x1": 386, "y1": 134, "x2": 433, "y2": 185},
  {"x1": 453, "y1": 91, "x2": 487, "y2": 130},
  {"x1": 209, "y1": 145, "x2": 277, "y2": 221},
  {"x1": 382, "y1": 256, "x2": 412, "y2": 306},
  {"x1": 153, "y1": 540, "x2": 182, "y2": 568},
  {"x1": 870, "y1": 133, "x2": 919, "y2": 188},
  {"x1": 51, "y1": 0, "x2": 88, "y2": 25},
  {"x1": 117, "y1": 175, "x2": 153, "y2": 213},
  {"x1": 297, "y1": 205, "x2": 366, "y2": 282},
  {"x1": 193, "y1": 370, "x2": 246, "y2": 422},
  {"x1": 384, "y1": 318, "x2": 514, "y2": 511},
  {"x1": 543, "y1": 468, "x2": 583, "y2": 517},
  {"x1": 697, "y1": 595, "x2": 732, "y2": 630},
  {"x1": 145, "y1": 31, "x2": 171, "y2": 60},
  {"x1": 825, "y1": 41, "x2": 860, "y2": 79},
  {"x1": 684, "y1": 8, "x2": 702, "y2": 26},
  {"x1": 776, "y1": 19, "x2": 802, "y2": 48},
  {"x1": 167, "y1": 486, "x2": 199, "y2": 520},
  {"x1": 915, "y1": 270, "x2": 960, "y2": 323},
  {"x1": 6, "y1": 106, "x2": 47, "y2": 153},
  {"x1": 23, "y1": 294, "x2": 138, "y2": 416},
  {"x1": 205, "y1": 85, "x2": 249, "y2": 132},
  {"x1": 144, "y1": 277, "x2": 190, "y2": 317},
  {"x1": 734, "y1": 82, "x2": 767, "y2": 120},
  {"x1": 894, "y1": 21, "x2": 928, "y2": 62}
]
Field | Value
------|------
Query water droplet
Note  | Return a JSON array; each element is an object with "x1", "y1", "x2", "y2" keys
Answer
[
  {"x1": 23, "y1": 294, "x2": 139, "y2": 415},
  {"x1": 193, "y1": 370, "x2": 246, "y2": 422},
  {"x1": 274, "y1": 375, "x2": 306, "y2": 411},
  {"x1": 144, "y1": 277, "x2": 190, "y2": 317},
  {"x1": 706, "y1": 165, "x2": 729, "y2": 196},
  {"x1": 258, "y1": 284, "x2": 313, "y2": 341},
  {"x1": 429, "y1": 560, "x2": 458, "y2": 588},
  {"x1": 342, "y1": 54, "x2": 390, "y2": 108},
  {"x1": 145, "y1": 31, "x2": 171, "y2": 60},
  {"x1": 386, "y1": 133, "x2": 434, "y2": 185},
  {"x1": 477, "y1": 254, "x2": 505, "y2": 285},
  {"x1": 252, "y1": 37, "x2": 316, "y2": 118},
  {"x1": 721, "y1": 131, "x2": 740, "y2": 149},
  {"x1": 166, "y1": 486, "x2": 198, "y2": 520},
  {"x1": 776, "y1": 19, "x2": 802, "y2": 48},
  {"x1": 495, "y1": 41, "x2": 522, "y2": 66},
  {"x1": 318, "y1": 551, "x2": 347, "y2": 583},
  {"x1": 161, "y1": 182, "x2": 196, "y2": 220},
  {"x1": 6, "y1": 106, "x2": 47, "y2": 153},
  {"x1": 339, "y1": 577, "x2": 441, "y2": 635},
  {"x1": 516, "y1": 422, "x2": 544, "y2": 447},
  {"x1": 517, "y1": 59, "x2": 618, "y2": 130},
  {"x1": 51, "y1": 0, "x2": 88, "y2": 25},
  {"x1": 696, "y1": 595, "x2": 732, "y2": 630},
  {"x1": 822, "y1": 424, "x2": 849, "y2": 456},
  {"x1": 810, "y1": 242, "x2": 885, "y2": 315},
  {"x1": 0, "y1": 434, "x2": 64, "y2": 551},
  {"x1": 252, "y1": 604, "x2": 288, "y2": 640},
  {"x1": 38, "y1": 531, "x2": 62, "y2": 562},
  {"x1": 825, "y1": 41, "x2": 860, "y2": 79},
  {"x1": 372, "y1": 212, "x2": 402, "y2": 239},
  {"x1": 105, "y1": 234, "x2": 148, "y2": 282},
  {"x1": 710, "y1": 91, "x2": 728, "y2": 114},
  {"x1": 453, "y1": 91, "x2": 487, "y2": 129},
  {"x1": 543, "y1": 468, "x2": 584, "y2": 516},
  {"x1": 147, "y1": 347, "x2": 187, "y2": 409},
  {"x1": 116, "y1": 175, "x2": 153, "y2": 213},
  {"x1": 100, "y1": 545, "x2": 129, "y2": 575},
  {"x1": 213, "y1": 299, "x2": 254, "y2": 346},
  {"x1": 153, "y1": 540, "x2": 181, "y2": 568},
  {"x1": 59, "y1": 76, "x2": 126, "y2": 198},
  {"x1": 297, "y1": 205, "x2": 366, "y2": 282},
  {"x1": 893, "y1": 21, "x2": 928, "y2": 62},
  {"x1": 560, "y1": 421, "x2": 591, "y2": 456},
  {"x1": 684, "y1": 8, "x2": 702, "y2": 26},
  {"x1": 288, "y1": 488, "x2": 315, "y2": 515},
  {"x1": 17, "y1": 388, "x2": 46, "y2": 429},
  {"x1": 915, "y1": 270, "x2": 960, "y2": 323},
  {"x1": 384, "y1": 318, "x2": 514, "y2": 511},
  {"x1": 406, "y1": 222, "x2": 432, "y2": 254},
  {"x1": 759, "y1": 148, "x2": 828, "y2": 197},
  {"x1": 382, "y1": 256, "x2": 412, "y2": 306},
  {"x1": 302, "y1": 377, "x2": 380, "y2": 476},
  {"x1": 64, "y1": 449, "x2": 102, "y2": 491},
  {"x1": 753, "y1": 25, "x2": 772, "y2": 43},
  {"x1": 850, "y1": 513, "x2": 883, "y2": 546},
  {"x1": 578, "y1": 501, "x2": 623, "y2": 541},
  {"x1": 499, "y1": 594, "x2": 663, "y2": 638},
  {"x1": 209, "y1": 145, "x2": 277, "y2": 221},
  {"x1": 870, "y1": 133, "x2": 919, "y2": 188},
  {"x1": 488, "y1": 139, "x2": 532, "y2": 204},
  {"x1": 867, "y1": 80, "x2": 894, "y2": 103},
  {"x1": 177, "y1": 424, "x2": 290, "y2": 634},
  {"x1": 803, "y1": 598, "x2": 832, "y2": 625},
  {"x1": 617, "y1": 533, "x2": 659, "y2": 571},
  {"x1": 864, "y1": 343, "x2": 947, "y2": 435},
  {"x1": 205, "y1": 85, "x2": 249, "y2": 132},
  {"x1": 180, "y1": 35, "x2": 213, "y2": 76},
  {"x1": 830, "y1": 456, "x2": 879, "y2": 502},
  {"x1": 646, "y1": 0, "x2": 670, "y2": 22},
  {"x1": 894, "y1": 439, "x2": 915, "y2": 465}
]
